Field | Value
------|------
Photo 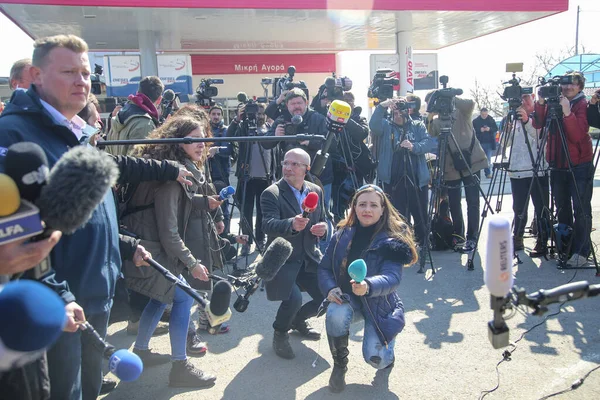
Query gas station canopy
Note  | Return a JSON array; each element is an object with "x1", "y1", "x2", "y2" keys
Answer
[{"x1": 0, "y1": 0, "x2": 567, "y2": 53}]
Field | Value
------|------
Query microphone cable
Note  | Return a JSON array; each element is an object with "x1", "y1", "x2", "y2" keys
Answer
[{"x1": 478, "y1": 269, "x2": 580, "y2": 399}]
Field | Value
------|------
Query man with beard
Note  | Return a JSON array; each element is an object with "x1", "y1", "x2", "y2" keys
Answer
[{"x1": 207, "y1": 105, "x2": 236, "y2": 233}]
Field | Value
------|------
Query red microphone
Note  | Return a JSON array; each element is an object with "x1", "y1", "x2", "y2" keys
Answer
[{"x1": 301, "y1": 192, "x2": 319, "y2": 218}]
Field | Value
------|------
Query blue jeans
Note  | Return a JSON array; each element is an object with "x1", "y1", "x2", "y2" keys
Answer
[
  {"x1": 326, "y1": 302, "x2": 396, "y2": 369},
  {"x1": 47, "y1": 305, "x2": 111, "y2": 400},
  {"x1": 481, "y1": 142, "x2": 495, "y2": 176},
  {"x1": 551, "y1": 162, "x2": 593, "y2": 257},
  {"x1": 134, "y1": 278, "x2": 194, "y2": 361}
]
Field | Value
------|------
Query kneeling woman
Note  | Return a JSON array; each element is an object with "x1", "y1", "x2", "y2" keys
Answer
[
  {"x1": 122, "y1": 116, "x2": 216, "y2": 388},
  {"x1": 318, "y1": 184, "x2": 418, "y2": 393}
]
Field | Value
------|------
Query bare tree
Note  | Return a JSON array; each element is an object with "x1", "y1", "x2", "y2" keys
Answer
[{"x1": 469, "y1": 79, "x2": 504, "y2": 118}]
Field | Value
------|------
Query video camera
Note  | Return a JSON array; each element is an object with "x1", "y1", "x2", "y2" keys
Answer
[
  {"x1": 91, "y1": 64, "x2": 105, "y2": 95},
  {"x1": 368, "y1": 69, "x2": 399, "y2": 101},
  {"x1": 273, "y1": 66, "x2": 309, "y2": 99},
  {"x1": 196, "y1": 78, "x2": 224, "y2": 109},
  {"x1": 425, "y1": 75, "x2": 463, "y2": 116},
  {"x1": 501, "y1": 63, "x2": 533, "y2": 110},
  {"x1": 236, "y1": 92, "x2": 268, "y2": 131},
  {"x1": 325, "y1": 74, "x2": 353, "y2": 101},
  {"x1": 538, "y1": 75, "x2": 574, "y2": 101}
]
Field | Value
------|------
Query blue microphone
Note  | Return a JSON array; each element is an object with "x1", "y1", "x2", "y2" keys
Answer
[
  {"x1": 79, "y1": 321, "x2": 143, "y2": 381},
  {"x1": 219, "y1": 185, "x2": 236, "y2": 201},
  {"x1": 348, "y1": 259, "x2": 367, "y2": 283},
  {"x1": 108, "y1": 349, "x2": 143, "y2": 382},
  {"x1": 0, "y1": 280, "x2": 66, "y2": 371}
]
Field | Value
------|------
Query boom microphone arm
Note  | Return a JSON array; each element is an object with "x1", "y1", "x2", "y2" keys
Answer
[{"x1": 96, "y1": 135, "x2": 326, "y2": 147}]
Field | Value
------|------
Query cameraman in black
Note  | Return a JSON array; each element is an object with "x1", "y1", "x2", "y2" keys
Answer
[
  {"x1": 589, "y1": 88, "x2": 600, "y2": 129},
  {"x1": 370, "y1": 97, "x2": 434, "y2": 244},
  {"x1": 263, "y1": 88, "x2": 328, "y2": 183},
  {"x1": 228, "y1": 102, "x2": 275, "y2": 255}
]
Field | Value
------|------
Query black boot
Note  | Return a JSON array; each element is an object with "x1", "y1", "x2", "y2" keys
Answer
[
  {"x1": 273, "y1": 330, "x2": 295, "y2": 359},
  {"x1": 328, "y1": 335, "x2": 349, "y2": 393},
  {"x1": 529, "y1": 239, "x2": 548, "y2": 257}
]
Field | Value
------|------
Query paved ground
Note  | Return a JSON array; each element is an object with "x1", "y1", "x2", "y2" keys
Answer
[{"x1": 100, "y1": 171, "x2": 600, "y2": 400}]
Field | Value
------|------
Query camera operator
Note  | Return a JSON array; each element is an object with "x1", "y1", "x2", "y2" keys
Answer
[
  {"x1": 406, "y1": 94, "x2": 423, "y2": 121},
  {"x1": 472, "y1": 107, "x2": 499, "y2": 179},
  {"x1": 588, "y1": 89, "x2": 600, "y2": 129},
  {"x1": 229, "y1": 102, "x2": 275, "y2": 255},
  {"x1": 207, "y1": 105, "x2": 235, "y2": 234},
  {"x1": 106, "y1": 76, "x2": 164, "y2": 156},
  {"x1": 370, "y1": 97, "x2": 435, "y2": 244},
  {"x1": 263, "y1": 88, "x2": 328, "y2": 184},
  {"x1": 533, "y1": 71, "x2": 592, "y2": 266},
  {"x1": 265, "y1": 89, "x2": 291, "y2": 121},
  {"x1": 426, "y1": 94, "x2": 488, "y2": 251},
  {"x1": 504, "y1": 94, "x2": 550, "y2": 255}
]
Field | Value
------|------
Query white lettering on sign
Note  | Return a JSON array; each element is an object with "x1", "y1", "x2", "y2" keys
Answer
[
  {"x1": 406, "y1": 60, "x2": 413, "y2": 86},
  {"x1": 0, "y1": 224, "x2": 25, "y2": 238},
  {"x1": 234, "y1": 64, "x2": 259, "y2": 73},
  {"x1": 261, "y1": 64, "x2": 285, "y2": 73}
]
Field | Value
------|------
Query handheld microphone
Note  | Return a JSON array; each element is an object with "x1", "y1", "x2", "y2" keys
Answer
[
  {"x1": 301, "y1": 192, "x2": 319, "y2": 218},
  {"x1": 311, "y1": 100, "x2": 352, "y2": 177},
  {"x1": 161, "y1": 89, "x2": 176, "y2": 121},
  {"x1": 348, "y1": 259, "x2": 367, "y2": 283},
  {"x1": 0, "y1": 280, "x2": 66, "y2": 372},
  {"x1": 484, "y1": 216, "x2": 513, "y2": 349},
  {"x1": 80, "y1": 322, "x2": 143, "y2": 381},
  {"x1": 253, "y1": 237, "x2": 293, "y2": 282},
  {"x1": 163, "y1": 89, "x2": 176, "y2": 103},
  {"x1": 0, "y1": 174, "x2": 21, "y2": 217},
  {"x1": 36, "y1": 146, "x2": 120, "y2": 235},
  {"x1": 219, "y1": 185, "x2": 236, "y2": 201},
  {"x1": 5, "y1": 142, "x2": 49, "y2": 203},
  {"x1": 284, "y1": 115, "x2": 303, "y2": 136},
  {"x1": 205, "y1": 280, "x2": 233, "y2": 334}
]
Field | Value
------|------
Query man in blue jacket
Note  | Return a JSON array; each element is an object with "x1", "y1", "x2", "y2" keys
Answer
[
  {"x1": 0, "y1": 34, "x2": 122, "y2": 400},
  {"x1": 369, "y1": 98, "x2": 435, "y2": 244}
]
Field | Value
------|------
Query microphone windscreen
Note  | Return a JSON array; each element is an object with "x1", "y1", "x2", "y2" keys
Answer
[
  {"x1": 291, "y1": 115, "x2": 303, "y2": 125},
  {"x1": 255, "y1": 237, "x2": 293, "y2": 281},
  {"x1": 348, "y1": 259, "x2": 367, "y2": 283},
  {"x1": 0, "y1": 280, "x2": 66, "y2": 354},
  {"x1": 109, "y1": 349, "x2": 143, "y2": 382},
  {"x1": 0, "y1": 174, "x2": 20, "y2": 217},
  {"x1": 5, "y1": 142, "x2": 49, "y2": 202},
  {"x1": 209, "y1": 280, "x2": 232, "y2": 317},
  {"x1": 484, "y1": 216, "x2": 513, "y2": 298},
  {"x1": 327, "y1": 100, "x2": 352, "y2": 127},
  {"x1": 219, "y1": 185, "x2": 236, "y2": 201},
  {"x1": 36, "y1": 146, "x2": 119, "y2": 234},
  {"x1": 237, "y1": 92, "x2": 248, "y2": 103},
  {"x1": 303, "y1": 191, "x2": 319, "y2": 210},
  {"x1": 163, "y1": 89, "x2": 176, "y2": 102}
]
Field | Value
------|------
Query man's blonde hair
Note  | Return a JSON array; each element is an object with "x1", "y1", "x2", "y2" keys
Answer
[
  {"x1": 9, "y1": 58, "x2": 32, "y2": 90},
  {"x1": 32, "y1": 35, "x2": 89, "y2": 68}
]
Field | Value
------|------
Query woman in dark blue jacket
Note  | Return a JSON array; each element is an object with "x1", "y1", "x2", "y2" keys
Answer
[{"x1": 318, "y1": 184, "x2": 418, "y2": 393}]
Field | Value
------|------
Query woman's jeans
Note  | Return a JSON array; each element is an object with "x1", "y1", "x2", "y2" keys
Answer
[
  {"x1": 326, "y1": 302, "x2": 395, "y2": 369},
  {"x1": 134, "y1": 276, "x2": 194, "y2": 361}
]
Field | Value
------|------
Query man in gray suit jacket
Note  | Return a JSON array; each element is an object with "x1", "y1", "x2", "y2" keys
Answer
[{"x1": 261, "y1": 148, "x2": 327, "y2": 359}]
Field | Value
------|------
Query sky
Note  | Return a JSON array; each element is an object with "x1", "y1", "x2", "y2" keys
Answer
[{"x1": 0, "y1": 0, "x2": 598, "y2": 95}]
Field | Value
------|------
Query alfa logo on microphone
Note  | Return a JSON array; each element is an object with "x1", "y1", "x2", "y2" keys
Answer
[{"x1": 22, "y1": 165, "x2": 49, "y2": 185}]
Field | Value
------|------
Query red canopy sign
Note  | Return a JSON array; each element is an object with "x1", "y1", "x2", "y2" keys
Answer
[{"x1": 191, "y1": 54, "x2": 336, "y2": 75}]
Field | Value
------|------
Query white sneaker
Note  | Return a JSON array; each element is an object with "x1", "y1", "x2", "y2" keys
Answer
[{"x1": 568, "y1": 253, "x2": 589, "y2": 267}]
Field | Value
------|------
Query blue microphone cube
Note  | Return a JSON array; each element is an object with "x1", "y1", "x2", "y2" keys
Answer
[{"x1": 0, "y1": 200, "x2": 43, "y2": 246}]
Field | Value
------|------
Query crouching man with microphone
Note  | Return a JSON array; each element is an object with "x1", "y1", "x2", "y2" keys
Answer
[
  {"x1": 317, "y1": 184, "x2": 418, "y2": 393},
  {"x1": 260, "y1": 148, "x2": 327, "y2": 359}
]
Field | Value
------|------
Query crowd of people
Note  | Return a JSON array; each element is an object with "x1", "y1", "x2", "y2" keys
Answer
[{"x1": 1, "y1": 33, "x2": 599, "y2": 399}]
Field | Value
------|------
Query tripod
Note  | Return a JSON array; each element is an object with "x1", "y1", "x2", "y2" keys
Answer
[
  {"x1": 467, "y1": 105, "x2": 552, "y2": 270},
  {"x1": 533, "y1": 99, "x2": 598, "y2": 273},
  {"x1": 420, "y1": 115, "x2": 495, "y2": 273}
]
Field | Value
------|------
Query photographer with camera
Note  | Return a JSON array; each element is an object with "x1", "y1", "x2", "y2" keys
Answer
[
  {"x1": 473, "y1": 107, "x2": 499, "y2": 179},
  {"x1": 106, "y1": 76, "x2": 164, "y2": 156},
  {"x1": 370, "y1": 97, "x2": 434, "y2": 244},
  {"x1": 426, "y1": 94, "x2": 488, "y2": 251},
  {"x1": 207, "y1": 105, "x2": 235, "y2": 234},
  {"x1": 406, "y1": 94, "x2": 423, "y2": 121},
  {"x1": 533, "y1": 71, "x2": 592, "y2": 266},
  {"x1": 230, "y1": 102, "x2": 275, "y2": 255},
  {"x1": 588, "y1": 89, "x2": 600, "y2": 129}
]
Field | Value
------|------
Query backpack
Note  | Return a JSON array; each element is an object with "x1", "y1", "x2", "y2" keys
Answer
[{"x1": 430, "y1": 197, "x2": 454, "y2": 251}]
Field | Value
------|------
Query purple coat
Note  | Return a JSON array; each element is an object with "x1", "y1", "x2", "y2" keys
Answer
[{"x1": 318, "y1": 227, "x2": 413, "y2": 345}]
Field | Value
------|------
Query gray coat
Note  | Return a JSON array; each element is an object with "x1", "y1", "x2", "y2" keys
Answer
[{"x1": 260, "y1": 179, "x2": 325, "y2": 301}]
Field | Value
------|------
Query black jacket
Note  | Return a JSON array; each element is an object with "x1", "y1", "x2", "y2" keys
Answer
[
  {"x1": 229, "y1": 120, "x2": 275, "y2": 180},
  {"x1": 472, "y1": 115, "x2": 498, "y2": 145},
  {"x1": 588, "y1": 102, "x2": 600, "y2": 129}
]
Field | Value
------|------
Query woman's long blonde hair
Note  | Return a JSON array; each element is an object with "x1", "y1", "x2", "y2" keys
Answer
[
  {"x1": 337, "y1": 184, "x2": 419, "y2": 265},
  {"x1": 132, "y1": 116, "x2": 206, "y2": 166}
]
